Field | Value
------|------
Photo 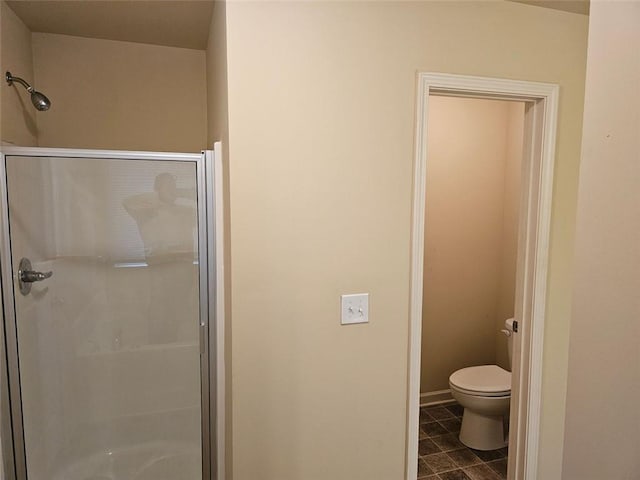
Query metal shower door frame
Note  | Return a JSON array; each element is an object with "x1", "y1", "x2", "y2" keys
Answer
[{"x1": 0, "y1": 146, "x2": 218, "y2": 480}]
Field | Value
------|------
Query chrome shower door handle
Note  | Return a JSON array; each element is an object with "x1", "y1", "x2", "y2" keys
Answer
[
  {"x1": 20, "y1": 270, "x2": 53, "y2": 283},
  {"x1": 18, "y1": 257, "x2": 53, "y2": 295}
]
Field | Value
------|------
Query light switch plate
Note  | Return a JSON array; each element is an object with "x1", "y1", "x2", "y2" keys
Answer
[{"x1": 341, "y1": 293, "x2": 369, "y2": 325}]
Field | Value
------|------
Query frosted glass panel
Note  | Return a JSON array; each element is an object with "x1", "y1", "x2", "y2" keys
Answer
[{"x1": 6, "y1": 156, "x2": 202, "y2": 480}]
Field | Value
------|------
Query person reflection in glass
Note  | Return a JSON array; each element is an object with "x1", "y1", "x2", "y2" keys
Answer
[{"x1": 123, "y1": 173, "x2": 197, "y2": 345}]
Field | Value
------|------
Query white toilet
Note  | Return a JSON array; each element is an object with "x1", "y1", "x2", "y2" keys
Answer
[{"x1": 448, "y1": 318, "x2": 515, "y2": 451}]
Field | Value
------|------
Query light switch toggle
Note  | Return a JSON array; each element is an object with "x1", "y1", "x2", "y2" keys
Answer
[{"x1": 341, "y1": 293, "x2": 369, "y2": 325}]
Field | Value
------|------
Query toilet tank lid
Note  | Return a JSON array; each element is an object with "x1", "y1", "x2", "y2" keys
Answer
[{"x1": 449, "y1": 365, "x2": 511, "y2": 394}]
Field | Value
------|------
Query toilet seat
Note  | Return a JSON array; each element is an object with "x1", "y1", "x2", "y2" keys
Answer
[{"x1": 449, "y1": 365, "x2": 511, "y2": 397}]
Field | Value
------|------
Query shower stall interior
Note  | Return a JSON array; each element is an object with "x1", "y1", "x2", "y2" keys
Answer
[{"x1": 0, "y1": 146, "x2": 222, "y2": 480}]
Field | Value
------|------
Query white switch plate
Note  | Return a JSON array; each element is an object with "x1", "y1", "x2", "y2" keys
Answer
[{"x1": 341, "y1": 293, "x2": 369, "y2": 325}]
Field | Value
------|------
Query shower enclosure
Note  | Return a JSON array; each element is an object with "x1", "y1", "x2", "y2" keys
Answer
[{"x1": 0, "y1": 147, "x2": 221, "y2": 480}]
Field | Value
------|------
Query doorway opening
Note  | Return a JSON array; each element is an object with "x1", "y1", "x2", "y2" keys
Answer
[{"x1": 407, "y1": 73, "x2": 560, "y2": 480}]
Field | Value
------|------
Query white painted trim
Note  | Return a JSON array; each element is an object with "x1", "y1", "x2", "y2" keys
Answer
[
  {"x1": 523, "y1": 82, "x2": 559, "y2": 480},
  {"x1": 213, "y1": 142, "x2": 226, "y2": 480},
  {"x1": 407, "y1": 72, "x2": 559, "y2": 480},
  {"x1": 420, "y1": 389, "x2": 454, "y2": 407},
  {"x1": 406, "y1": 72, "x2": 429, "y2": 480}
]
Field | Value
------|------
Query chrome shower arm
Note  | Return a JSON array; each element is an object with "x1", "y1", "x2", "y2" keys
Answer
[
  {"x1": 6, "y1": 72, "x2": 34, "y2": 92},
  {"x1": 5, "y1": 71, "x2": 50, "y2": 111}
]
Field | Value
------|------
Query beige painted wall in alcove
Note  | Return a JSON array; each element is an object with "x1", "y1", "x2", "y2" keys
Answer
[
  {"x1": 421, "y1": 97, "x2": 523, "y2": 394},
  {"x1": 32, "y1": 33, "x2": 207, "y2": 152},
  {"x1": 1, "y1": 1, "x2": 37, "y2": 147}
]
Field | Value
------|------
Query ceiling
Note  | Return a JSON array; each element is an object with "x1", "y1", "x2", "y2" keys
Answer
[
  {"x1": 6, "y1": 0, "x2": 215, "y2": 50},
  {"x1": 509, "y1": 0, "x2": 590, "y2": 16}
]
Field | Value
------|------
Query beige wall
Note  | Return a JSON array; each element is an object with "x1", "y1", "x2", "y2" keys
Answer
[
  {"x1": 421, "y1": 97, "x2": 521, "y2": 393},
  {"x1": 207, "y1": 1, "x2": 228, "y2": 147},
  {"x1": 562, "y1": 1, "x2": 640, "y2": 479},
  {"x1": 224, "y1": 2, "x2": 587, "y2": 479},
  {"x1": 1, "y1": 0, "x2": 37, "y2": 146},
  {"x1": 205, "y1": 1, "x2": 233, "y2": 477},
  {"x1": 1, "y1": 3, "x2": 209, "y2": 154},
  {"x1": 31, "y1": 33, "x2": 207, "y2": 152}
]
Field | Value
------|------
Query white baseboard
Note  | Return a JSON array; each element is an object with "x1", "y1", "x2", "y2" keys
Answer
[{"x1": 420, "y1": 389, "x2": 454, "y2": 407}]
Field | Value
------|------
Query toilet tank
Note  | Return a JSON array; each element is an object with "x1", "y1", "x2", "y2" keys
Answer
[{"x1": 505, "y1": 318, "x2": 516, "y2": 369}]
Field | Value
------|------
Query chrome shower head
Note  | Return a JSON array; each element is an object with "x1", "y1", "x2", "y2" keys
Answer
[
  {"x1": 29, "y1": 90, "x2": 51, "y2": 111},
  {"x1": 6, "y1": 71, "x2": 51, "y2": 111}
]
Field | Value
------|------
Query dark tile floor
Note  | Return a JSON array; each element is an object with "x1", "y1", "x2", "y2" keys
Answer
[{"x1": 418, "y1": 403, "x2": 508, "y2": 480}]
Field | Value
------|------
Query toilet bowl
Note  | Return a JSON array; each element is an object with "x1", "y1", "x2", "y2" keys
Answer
[
  {"x1": 449, "y1": 364, "x2": 511, "y2": 450},
  {"x1": 448, "y1": 318, "x2": 515, "y2": 451}
]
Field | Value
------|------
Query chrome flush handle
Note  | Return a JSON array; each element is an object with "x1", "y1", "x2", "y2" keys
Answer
[{"x1": 18, "y1": 257, "x2": 53, "y2": 295}]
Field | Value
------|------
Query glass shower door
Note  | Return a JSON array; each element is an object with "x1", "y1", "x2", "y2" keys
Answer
[{"x1": 0, "y1": 150, "x2": 212, "y2": 480}]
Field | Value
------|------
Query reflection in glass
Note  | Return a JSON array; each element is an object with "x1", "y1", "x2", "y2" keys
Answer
[{"x1": 124, "y1": 172, "x2": 197, "y2": 344}]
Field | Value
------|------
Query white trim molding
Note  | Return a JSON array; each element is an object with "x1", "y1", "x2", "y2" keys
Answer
[
  {"x1": 407, "y1": 72, "x2": 559, "y2": 480},
  {"x1": 420, "y1": 389, "x2": 454, "y2": 407},
  {"x1": 213, "y1": 141, "x2": 226, "y2": 480}
]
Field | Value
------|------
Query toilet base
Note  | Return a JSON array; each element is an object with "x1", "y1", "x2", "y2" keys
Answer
[{"x1": 459, "y1": 408, "x2": 508, "y2": 451}]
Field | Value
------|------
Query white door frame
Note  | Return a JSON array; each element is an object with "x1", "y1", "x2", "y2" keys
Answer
[{"x1": 406, "y1": 73, "x2": 559, "y2": 480}]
